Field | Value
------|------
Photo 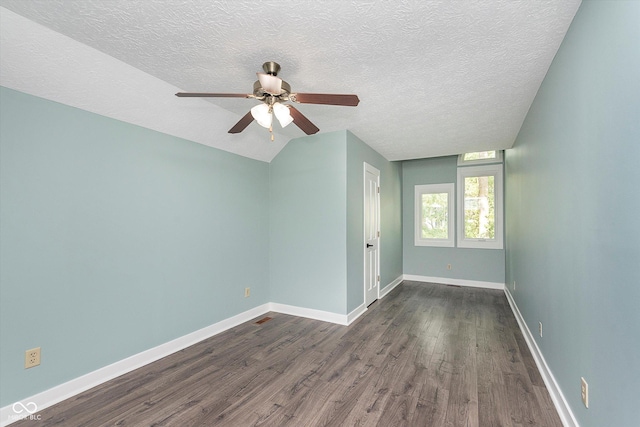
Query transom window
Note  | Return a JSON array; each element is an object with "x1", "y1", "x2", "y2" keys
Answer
[{"x1": 457, "y1": 150, "x2": 503, "y2": 166}]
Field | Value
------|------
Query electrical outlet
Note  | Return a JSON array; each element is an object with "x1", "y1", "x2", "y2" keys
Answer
[
  {"x1": 539, "y1": 322, "x2": 543, "y2": 337},
  {"x1": 581, "y1": 377, "x2": 589, "y2": 408},
  {"x1": 447, "y1": 264, "x2": 452, "y2": 270},
  {"x1": 244, "y1": 287, "x2": 250, "y2": 298},
  {"x1": 25, "y1": 347, "x2": 41, "y2": 369}
]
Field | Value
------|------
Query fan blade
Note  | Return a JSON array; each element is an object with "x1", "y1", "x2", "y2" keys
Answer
[
  {"x1": 257, "y1": 73, "x2": 283, "y2": 95},
  {"x1": 288, "y1": 106, "x2": 320, "y2": 135},
  {"x1": 292, "y1": 93, "x2": 360, "y2": 106},
  {"x1": 228, "y1": 111, "x2": 254, "y2": 134},
  {"x1": 176, "y1": 92, "x2": 251, "y2": 98}
]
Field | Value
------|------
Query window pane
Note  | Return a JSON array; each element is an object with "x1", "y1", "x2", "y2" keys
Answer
[
  {"x1": 463, "y1": 175, "x2": 495, "y2": 239},
  {"x1": 463, "y1": 151, "x2": 496, "y2": 161},
  {"x1": 415, "y1": 183, "x2": 454, "y2": 247},
  {"x1": 421, "y1": 193, "x2": 448, "y2": 239}
]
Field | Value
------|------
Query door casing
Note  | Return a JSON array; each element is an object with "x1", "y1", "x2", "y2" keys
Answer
[{"x1": 364, "y1": 162, "x2": 380, "y2": 306}]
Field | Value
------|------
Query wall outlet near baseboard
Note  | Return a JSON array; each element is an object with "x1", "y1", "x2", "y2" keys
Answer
[
  {"x1": 581, "y1": 377, "x2": 589, "y2": 408},
  {"x1": 539, "y1": 322, "x2": 543, "y2": 337},
  {"x1": 25, "y1": 347, "x2": 41, "y2": 368},
  {"x1": 513, "y1": 280, "x2": 516, "y2": 291},
  {"x1": 447, "y1": 264, "x2": 452, "y2": 270},
  {"x1": 244, "y1": 287, "x2": 250, "y2": 298}
]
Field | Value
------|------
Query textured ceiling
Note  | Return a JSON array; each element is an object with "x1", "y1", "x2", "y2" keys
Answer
[{"x1": 0, "y1": 1, "x2": 581, "y2": 162}]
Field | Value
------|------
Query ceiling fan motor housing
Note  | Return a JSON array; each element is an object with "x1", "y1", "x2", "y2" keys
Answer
[{"x1": 253, "y1": 80, "x2": 291, "y2": 99}]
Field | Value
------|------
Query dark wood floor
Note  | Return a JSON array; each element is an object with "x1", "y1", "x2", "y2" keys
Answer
[{"x1": 14, "y1": 281, "x2": 562, "y2": 426}]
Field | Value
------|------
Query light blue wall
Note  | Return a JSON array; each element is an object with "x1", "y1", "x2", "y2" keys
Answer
[
  {"x1": 346, "y1": 131, "x2": 403, "y2": 312},
  {"x1": 505, "y1": 1, "x2": 640, "y2": 426},
  {"x1": 0, "y1": 89, "x2": 404, "y2": 406},
  {"x1": 0, "y1": 87, "x2": 270, "y2": 406},
  {"x1": 402, "y1": 156, "x2": 505, "y2": 284},
  {"x1": 269, "y1": 131, "x2": 348, "y2": 314},
  {"x1": 270, "y1": 130, "x2": 403, "y2": 315}
]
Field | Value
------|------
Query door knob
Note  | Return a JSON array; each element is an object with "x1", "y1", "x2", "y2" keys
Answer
[{"x1": 366, "y1": 243, "x2": 373, "y2": 248}]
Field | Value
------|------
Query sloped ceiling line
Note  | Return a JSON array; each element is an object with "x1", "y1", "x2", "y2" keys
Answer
[{"x1": 0, "y1": 1, "x2": 581, "y2": 162}]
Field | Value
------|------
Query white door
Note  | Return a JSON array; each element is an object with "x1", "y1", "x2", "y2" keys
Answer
[{"x1": 364, "y1": 163, "x2": 380, "y2": 306}]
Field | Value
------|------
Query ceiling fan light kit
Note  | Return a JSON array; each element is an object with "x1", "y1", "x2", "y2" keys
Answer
[
  {"x1": 250, "y1": 103, "x2": 273, "y2": 128},
  {"x1": 176, "y1": 62, "x2": 359, "y2": 139},
  {"x1": 273, "y1": 102, "x2": 294, "y2": 128}
]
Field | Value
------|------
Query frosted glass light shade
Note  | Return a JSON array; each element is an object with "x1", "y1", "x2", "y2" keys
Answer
[
  {"x1": 273, "y1": 102, "x2": 293, "y2": 128},
  {"x1": 251, "y1": 103, "x2": 272, "y2": 128}
]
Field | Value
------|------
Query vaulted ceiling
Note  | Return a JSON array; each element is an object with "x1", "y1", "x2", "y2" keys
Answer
[{"x1": 0, "y1": 1, "x2": 581, "y2": 162}]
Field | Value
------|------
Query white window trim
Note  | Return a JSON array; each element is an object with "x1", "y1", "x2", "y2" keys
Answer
[
  {"x1": 414, "y1": 183, "x2": 455, "y2": 247},
  {"x1": 457, "y1": 150, "x2": 503, "y2": 166},
  {"x1": 456, "y1": 164, "x2": 503, "y2": 249}
]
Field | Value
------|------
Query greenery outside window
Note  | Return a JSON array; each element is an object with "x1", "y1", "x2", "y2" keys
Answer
[
  {"x1": 415, "y1": 183, "x2": 455, "y2": 247},
  {"x1": 456, "y1": 164, "x2": 503, "y2": 249},
  {"x1": 457, "y1": 150, "x2": 503, "y2": 166}
]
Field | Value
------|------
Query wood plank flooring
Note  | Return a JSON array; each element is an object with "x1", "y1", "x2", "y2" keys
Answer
[{"x1": 12, "y1": 281, "x2": 562, "y2": 426}]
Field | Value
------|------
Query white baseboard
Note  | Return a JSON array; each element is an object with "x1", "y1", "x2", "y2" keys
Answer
[
  {"x1": 346, "y1": 303, "x2": 367, "y2": 325},
  {"x1": 403, "y1": 274, "x2": 504, "y2": 290},
  {"x1": 504, "y1": 288, "x2": 579, "y2": 427},
  {"x1": 6, "y1": 278, "x2": 513, "y2": 426},
  {"x1": 379, "y1": 275, "x2": 403, "y2": 298},
  {"x1": 345, "y1": 275, "x2": 404, "y2": 325},
  {"x1": 268, "y1": 302, "x2": 348, "y2": 325},
  {"x1": 2, "y1": 299, "x2": 367, "y2": 425},
  {"x1": 1, "y1": 303, "x2": 272, "y2": 426}
]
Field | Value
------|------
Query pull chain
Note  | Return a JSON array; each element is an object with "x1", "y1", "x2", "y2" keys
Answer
[{"x1": 270, "y1": 125, "x2": 274, "y2": 141}]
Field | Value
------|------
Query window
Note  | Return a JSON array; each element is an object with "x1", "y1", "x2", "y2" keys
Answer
[
  {"x1": 457, "y1": 164, "x2": 503, "y2": 249},
  {"x1": 415, "y1": 183, "x2": 454, "y2": 247},
  {"x1": 457, "y1": 150, "x2": 503, "y2": 166}
]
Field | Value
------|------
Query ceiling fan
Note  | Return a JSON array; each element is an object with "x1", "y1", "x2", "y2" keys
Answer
[{"x1": 176, "y1": 61, "x2": 359, "y2": 139}]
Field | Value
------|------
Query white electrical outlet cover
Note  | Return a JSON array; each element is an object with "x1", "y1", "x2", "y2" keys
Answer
[{"x1": 581, "y1": 377, "x2": 589, "y2": 408}]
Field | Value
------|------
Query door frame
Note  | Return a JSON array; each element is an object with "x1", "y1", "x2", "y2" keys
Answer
[{"x1": 363, "y1": 162, "x2": 381, "y2": 306}]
